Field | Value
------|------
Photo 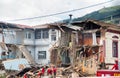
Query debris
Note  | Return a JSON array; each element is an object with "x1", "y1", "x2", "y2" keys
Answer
[
  {"x1": 18, "y1": 45, "x2": 36, "y2": 65},
  {"x1": 15, "y1": 67, "x2": 31, "y2": 77},
  {"x1": 2, "y1": 58, "x2": 30, "y2": 71}
]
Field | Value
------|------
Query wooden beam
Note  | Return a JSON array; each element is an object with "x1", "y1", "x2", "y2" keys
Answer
[
  {"x1": 83, "y1": 29, "x2": 101, "y2": 33},
  {"x1": 57, "y1": 23, "x2": 65, "y2": 33}
]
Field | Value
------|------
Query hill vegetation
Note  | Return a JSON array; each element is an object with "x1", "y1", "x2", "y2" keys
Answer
[{"x1": 63, "y1": 5, "x2": 120, "y2": 24}]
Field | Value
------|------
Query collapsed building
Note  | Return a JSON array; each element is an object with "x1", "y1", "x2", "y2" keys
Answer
[
  {"x1": 50, "y1": 19, "x2": 120, "y2": 75},
  {"x1": 0, "y1": 19, "x2": 120, "y2": 77}
]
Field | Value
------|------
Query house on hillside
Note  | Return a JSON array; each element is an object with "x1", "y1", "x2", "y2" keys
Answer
[{"x1": 71, "y1": 19, "x2": 120, "y2": 74}]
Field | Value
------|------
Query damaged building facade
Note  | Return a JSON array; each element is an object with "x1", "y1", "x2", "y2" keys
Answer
[
  {"x1": 33, "y1": 24, "x2": 61, "y2": 64},
  {"x1": 71, "y1": 19, "x2": 120, "y2": 74},
  {"x1": 0, "y1": 22, "x2": 61, "y2": 65},
  {"x1": 0, "y1": 22, "x2": 36, "y2": 65},
  {"x1": 50, "y1": 19, "x2": 120, "y2": 74},
  {"x1": 0, "y1": 19, "x2": 120, "y2": 73}
]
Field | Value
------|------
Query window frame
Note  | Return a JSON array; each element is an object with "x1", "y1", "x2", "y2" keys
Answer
[
  {"x1": 38, "y1": 51, "x2": 46, "y2": 59},
  {"x1": 28, "y1": 33, "x2": 31, "y2": 39},
  {"x1": 112, "y1": 40, "x2": 118, "y2": 58},
  {"x1": 35, "y1": 29, "x2": 49, "y2": 39},
  {"x1": 26, "y1": 32, "x2": 32, "y2": 39},
  {"x1": 42, "y1": 29, "x2": 49, "y2": 39},
  {"x1": 51, "y1": 29, "x2": 56, "y2": 41}
]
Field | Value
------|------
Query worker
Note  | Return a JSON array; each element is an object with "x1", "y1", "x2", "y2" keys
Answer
[
  {"x1": 41, "y1": 66, "x2": 45, "y2": 76},
  {"x1": 52, "y1": 66, "x2": 57, "y2": 78},
  {"x1": 23, "y1": 73, "x2": 28, "y2": 78},
  {"x1": 37, "y1": 70, "x2": 42, "y2": 78},
  {"x1": 47, "y1": 67, "x2": 52, "y2": 77},
  {"x1": 112, "y1": 60, "x2": 119, "y2": 70}
]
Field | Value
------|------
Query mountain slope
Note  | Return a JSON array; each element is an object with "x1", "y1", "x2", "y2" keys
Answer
[{"x1": 63, "y1": 5, "x2": 120, "y2": 24}]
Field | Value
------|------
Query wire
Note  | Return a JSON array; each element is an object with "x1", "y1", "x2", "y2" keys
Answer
[{"x1": 6, "y1": 0, "x2": 114, "y2": 21}]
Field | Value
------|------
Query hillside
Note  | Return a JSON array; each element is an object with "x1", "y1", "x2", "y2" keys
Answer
[{"x1": 63, "y1": 5, "x2": 120, "y2": 24}]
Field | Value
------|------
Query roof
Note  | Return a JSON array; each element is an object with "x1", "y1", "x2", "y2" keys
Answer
[
  {"x1": 16, "y1": 24, "x2": 33, "y2": 29},
  {"x1": 71, "y1": 19, "x2": 118, "y2": 28},
  {"x1": 0, "y1": 21, "x2": 32, "y2": 29},
  {"x1": 34, "y1": 22, "x2": 65, "y2": 29},
  {"x1": 0, "y1": 21, "x2": 19, "y2": 29},
  {"x1": 34, "y1": 24, "x2": 51, "y2": 29}
]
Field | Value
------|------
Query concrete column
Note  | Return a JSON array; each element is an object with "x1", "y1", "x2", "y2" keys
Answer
[{"x1": 92, "y1": 32, "x2": 97, "y2": 45}]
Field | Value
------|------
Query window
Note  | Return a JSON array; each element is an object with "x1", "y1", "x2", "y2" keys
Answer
[
  {"x1": 51, "y1": 35, "x2": 56, "y2": 41},
  {"x1": 38, "y1": 51, "x2": 46, "y2": 59},
  {"x1": 35, "y1": 29, "x2": 49, "y2": 39},
  {"x1": 36, "y1": 31, "x2": 42, "y2": 39},
  {"x1": 112, "y1": 41, "x2": 118, "y2": 57},
  {"x1": 51, "y1": 29, "x2": 56, "y2": 41},
  {"x1": 26, "y1": 32, "x2": 31, "y2": 39},
  {"x1": 26, "y1": 33, "x2": 27, "y2": 38},
  {"x1": 42, "y1": 30, "x2": 49, "y2": 38},
  {"x1": 28, "y1": 33, "x2": 31, "y2": 39},
  {"x1": 96, "y1": 31, "x2": 100, "y2": 37}
]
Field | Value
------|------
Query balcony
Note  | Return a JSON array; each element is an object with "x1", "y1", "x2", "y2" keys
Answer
[
  {"x1": 35, "y1": 39, "x2": 50, "y2": 45},
  {"x1": 23, "y1": 39, "x2": 34, "y2": 45}
]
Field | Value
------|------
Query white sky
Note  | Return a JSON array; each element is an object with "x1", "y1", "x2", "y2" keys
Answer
[{"x1": 0, "y1": 0, "x2": 119, "y2": 26}]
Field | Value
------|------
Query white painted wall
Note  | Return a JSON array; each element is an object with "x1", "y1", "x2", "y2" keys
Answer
[
  {"x1": 0, "y1": 28, "x2": 60, "y2": 65},
  {"x1": 34, "y1": 29, "x2": 60, "y2": 64},
  {"x1": 23, "y1": 30, "x2": 34, "y2": 45},
  {"x1": 25, "y1": 45, "x2": 35, "y2": 59},
  {"x1": 35, "y1": 39, "x2": 50, "y2": 45},
  {"x1": 16, "y1": 31, "x2": 24, "y2": 44},
  {"x1": 105, "y1": 31, "x2": 120, "y2": 65},
  {"x1": 35, "y1": 45, "x2": 50, "y2": 64},
  {"x1": 3, "y1": 29, "x2": 17, "y2": 44}
]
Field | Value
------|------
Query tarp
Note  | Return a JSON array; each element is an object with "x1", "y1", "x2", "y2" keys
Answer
[{"x1": 2, "y1": 58, "x2": 30, "y2": 71}]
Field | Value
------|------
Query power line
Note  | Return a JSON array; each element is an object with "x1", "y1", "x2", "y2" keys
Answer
[{"x1": 7, "y1": 0, "x2": 114, "y2": 21}]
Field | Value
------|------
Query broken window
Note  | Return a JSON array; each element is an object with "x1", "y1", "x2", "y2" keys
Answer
[
  {"x1": 38, "y1": 51, "x2": 46, "y2": 59},
  {"x1": 112, "y1": 41, "x2": 118, "y2": 57},
  {"x1": 96, "y1": 31, "x2": 100, "y2": 37}
]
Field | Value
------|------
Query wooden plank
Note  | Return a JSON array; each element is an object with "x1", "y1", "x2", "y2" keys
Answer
[{"x1": 18, "y1": 45, "x2": 36, "y2": 65}]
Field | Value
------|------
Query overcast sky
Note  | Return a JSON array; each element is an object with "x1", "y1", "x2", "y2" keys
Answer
[{"x1": 0, "y1": 0, "x2": 119, "y2": 26}]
